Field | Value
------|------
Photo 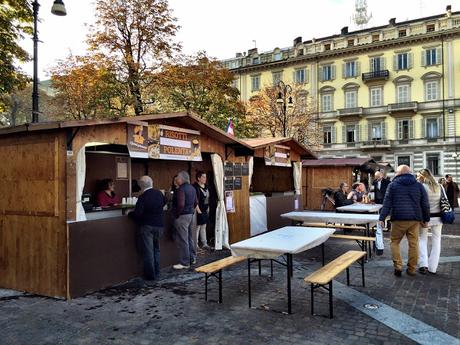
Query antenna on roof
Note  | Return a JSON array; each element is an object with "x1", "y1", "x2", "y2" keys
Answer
[
  {"x1": 352, "y1": 0, "x2": 372, "y2": 29},
  {"x1": 252, "y1": 40, "x2": 257, "y2": 49}
]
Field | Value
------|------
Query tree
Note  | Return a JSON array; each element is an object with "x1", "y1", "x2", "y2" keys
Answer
[
  {"x1": 151, "y1": 53, "x2": 256, "y2": 137},
  {"x1": 49, "y1": 54, "x2": 131, "y2": 120},
  {"x1": 87, "y1": 0, "x2": 180, "y2": 116},
  {"x1": 0, "y1": 0, "x2": 33, "y2": 111},
  {"x1": 246, "y1": 84, "x2": 321, "y2": 147}
]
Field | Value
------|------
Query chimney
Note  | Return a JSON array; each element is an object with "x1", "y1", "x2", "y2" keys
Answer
[
  {"x1": 446, "y1": 5, "x2": 452, "y2": 17},
  {"x1": 341, "y1": 26, "x2": 348, "y2": 35},
  {"x1": 248, "y1": 48, "x2": 258, "y2": 56},
  {"x1": 389, "y1": 18, "x2": 396, "y2": 26},
  {"x1": 293, "y1": 36, "x2": 302, "y2": 46}
]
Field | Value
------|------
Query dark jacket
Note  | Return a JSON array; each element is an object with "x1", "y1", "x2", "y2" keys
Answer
[
  {"x1": 193, "y1": 182, "x2": 209, "y2": 225},
  {"x1": 379, "y1": 174, "x2": 430, "y2": 222},
  {"x1": 334, "y1": 190, "x2": 353, "y2": 208},
  {"x1": 129, "y1": 188, "x2": 166, "y2": 227},
  {"x1": 372, "y1": 178, "x2": 390, "y2": 204},
  {"x1": 175, "y1": 183, "x2": 197, "y2": 218},
  {"x1": 446, "y1": 181, "x2": 459, "y2": 208}
]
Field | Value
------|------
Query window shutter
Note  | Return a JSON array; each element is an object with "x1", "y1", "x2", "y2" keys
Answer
[
  {"x1": 367, "y1": 123, "x2": 372, "y2": 140},
  {"x1": 436, "y1": 48, "x2": 443, "y2": 64},
  {"x1": 356, "y1": 124, "x2": 361, "y2": 142},
  {"x1": 356, "y1": 61, "x2": 361, "y2": 76},
  {"x1": 408, "y1": 53, "x2": 413, "y2": 69},
  {"x1": 382, "y1": 121, "x2": 387, "y2": 139},
  {"x1": 369, "y1": 58, "x2": 374, "y2": 72},
  {"x1": 342, "y1": 125, "x2": 346, "y2": 143},
  {"x1": 421, "y1": 50, "x2": 426, "y2": 66},
  {"x1": 331, "y1": 126, "x2": 336, "y2": 143},
  {"x1": 438, "y1": 116, "x2": 444, "y2": 138},
  {"x1": 381, "y1": 57, "x2": 386, "y2": 70},
  {"x1": 393, "y1": 55, "x2": 398, "y2": 71},
  {"x1": 331, "y1": 65, "x2": 336, "y2": 80},
  {"x1": 292, "y1": 71, "x2": 296, "y2": 83},
  {"x1": 342, "y1": 63, "x2": 346, "y2": 78},
  {"x1": 409, "y1": 120, "x2": 414, "y2": 139},
  {"x1": 319, "y1": 66, "x2": 324, "y2": 82},
  {"x1": 397, "y1": 121, "x2": 402, "y2": 140},
  {"x1": 305, "y1": 69, "x2": 309, "y2": 83},
  {"x1": 421, "y1": 118, "x2": 426, "y2": 138}
]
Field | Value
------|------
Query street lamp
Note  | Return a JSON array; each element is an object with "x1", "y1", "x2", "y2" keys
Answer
[
  {"x1": 31, "y1": 0, "x2": 67, "y2": 123},
  {"x1": 276, "y1": 80, "x2": 293, "y2": 137}
]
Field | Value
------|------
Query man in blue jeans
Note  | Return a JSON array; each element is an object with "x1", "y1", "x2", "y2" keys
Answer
[
  {"x1": 129, "y1": 175, "x2": 166, "y2": 283},
  {"x1": 173, "y1": 171, "x2": 198, "y2": 270}
]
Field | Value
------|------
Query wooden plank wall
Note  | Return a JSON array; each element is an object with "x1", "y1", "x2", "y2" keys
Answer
[
  {"x1": 252, "y1": 158, "x2": 294, "y2": 193},
  {"x1": 0, "y1": 131, "x2": 67, "y2": 297},
  {"x1": 303, "y1": 167, "x2": 353, "y2": 210}
]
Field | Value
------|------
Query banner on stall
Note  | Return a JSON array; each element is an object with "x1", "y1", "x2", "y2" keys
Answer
[
  {"x1": 264, "y1": 144, "x2": 291, "y2": 167},
  {"x1": 148, "y1": 124, "x2": 202, "y2": 161},
  {"x1": 127, "y1": 122, "x2": 149, "y2": 158}
]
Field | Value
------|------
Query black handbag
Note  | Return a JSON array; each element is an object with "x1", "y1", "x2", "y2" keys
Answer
[{"x1": 440, "y1": 186, "x2": 455, "y2": 224}]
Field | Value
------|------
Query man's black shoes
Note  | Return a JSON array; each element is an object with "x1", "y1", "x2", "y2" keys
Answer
[{"x1": 394, "y1": 269, "x2": 402, "y2": 277}]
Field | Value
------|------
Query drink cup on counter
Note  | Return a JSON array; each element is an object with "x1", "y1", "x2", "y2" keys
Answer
[
  {"x1": 127, "y1": 197, "x2": 132, "y2": 205},
  {"x1": 122, "y1": 197, "x2": 127, "y2": 205},
  {"x1": 133, "y1": 197, "x2": 138, "y2": 205}
]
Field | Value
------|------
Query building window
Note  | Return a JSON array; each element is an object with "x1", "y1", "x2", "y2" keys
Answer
[
  {"x1": 396, "y1": 84, "x2": 410, "y2": 103},
  {"x1": 347, "y1": 39, "x2": 355, "y2": 47},
  {"x1": 370, "y1": 56, "x2": 384, "y2": 72},
  {"x1": 294, "y1": 68, "x2": 306, "y2": 84},
  {"x1": 426, "y1": 118, "x2": 439, "y2": 138},
  {"x1": 397, "y1": 119, "x2": 412, "y2": 140},
  {"x1": 274, "y1": 52, "x2": 282, "y2": 61},
  {"x1": 371, "y1": 123, "x2": 382, "y2": 140},
  {"x1": 397, "y1": 155, "x2": 411, "y2": 168},
  {"x1": 398, "y1": 29, "x2": 407, "y2": 37},
  {"x1": 425, "y1": 80, "x2": 439, "y2": 101},
  {"x1": 272, "y1": 71, "x2": 283, "y2": 86},
  {"x1": 251, "y1": 75, "x2": 260, "y2": 91},
  {"x1": 346, "y1": 125, "x2": 356, "y2": 143},
  {"x1": 396, "y1": 53, "x2": 409, "y2": 70},
  {"x1": 426, "y1": 153, "x2": 440, "y2": 176},
  {"x1": 252, "y1": 57, "x2": 259, "y2": 64},
  {"x1": 322, "y1": 64, "x2": 334, "y2": 81},
  {"x1": 372, "y1": 34, "x2": 380, "y2": 42},
  {"x1": 321, "y1": 93, "x2": 333, "y2": 112},
  {"x1": 344, "y1": 61, "x2": 357, "y2": 78},
  {"x1": 370, "y1": 87, "x2": 382, "y2": 106},
  {"x1": 324, "y1": 43, "x2": 331, "y2": 51},
  {"x1": 426, "y1": 23, "x2": 435, "y2": 32},
  {"x1": 323, "y1": 126, "x2": 332, "y2": 144},
  {"x1": 425, "y1": 48, "x2": 438, "y2": 66},
  {"x1": 345, "y1": 90, "x2": 357, "y2": 108}
]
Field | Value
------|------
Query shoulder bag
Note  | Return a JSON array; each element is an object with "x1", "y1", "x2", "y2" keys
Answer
[{"x1": 440, "y1": 185, "x2": 455, "y2": 224}]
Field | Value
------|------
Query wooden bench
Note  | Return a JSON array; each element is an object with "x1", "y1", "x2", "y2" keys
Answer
[
  {"x1": 304, "y1": 250, "x2": 366, "y2": 318},
  {"x1": 330, "y1": 234, "x2": 376, "y2": 259},
  {"x1": 195, "y1": 256, "x2": 246, "y2": 303}
]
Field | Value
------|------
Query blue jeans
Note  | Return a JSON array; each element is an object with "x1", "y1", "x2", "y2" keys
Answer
[
  {"x1": 140, "y1": 225, "x2": 163, "y2": 280},
  {"x1": 174, "y1": 214, "x2": 196, "y2": 266}
]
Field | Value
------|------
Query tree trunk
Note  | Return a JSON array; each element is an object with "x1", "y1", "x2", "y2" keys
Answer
[{"x1": 128, "y1": 66, "x2": 144, "y2": 116}]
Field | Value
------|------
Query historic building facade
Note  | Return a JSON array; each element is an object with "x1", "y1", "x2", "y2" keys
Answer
[{"x1": 223, "y1": 6, "x2": 460, "y2": 179}]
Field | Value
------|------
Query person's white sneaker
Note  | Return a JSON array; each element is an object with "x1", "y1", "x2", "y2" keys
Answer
[{"x1": 173, "y1": 264, "x2": 190, "y2": 270}]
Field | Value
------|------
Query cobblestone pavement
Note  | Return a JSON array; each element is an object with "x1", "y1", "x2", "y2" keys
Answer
[{"x1": 0, "y1": 222, "x2": 459, "y2": 345}]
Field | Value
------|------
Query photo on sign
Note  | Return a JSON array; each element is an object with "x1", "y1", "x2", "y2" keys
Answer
[
  {"x1": 264, "y1": 144, "x2": 291, "y2": 167},
  {"x1": 225, "y1": 191, "x2": 235, "y2": 213},
  {"x1": 127, "y1": 123, "x2": 149, "y2": 158}
]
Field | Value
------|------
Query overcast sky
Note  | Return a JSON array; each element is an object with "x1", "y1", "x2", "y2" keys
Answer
[{"x1": 22, "y1": 0, "x2": 459, "y2": 79}]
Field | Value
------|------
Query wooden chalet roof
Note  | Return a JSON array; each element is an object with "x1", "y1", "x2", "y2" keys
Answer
[{"x1": 242, "y1": 137, "x2": 317, "y2": 159}]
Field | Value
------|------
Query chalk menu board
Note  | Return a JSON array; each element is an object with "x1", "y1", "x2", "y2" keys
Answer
[
  {"x1": 233, "y1": 176, "x2": 242, "y2": 190},
  {"x1": 224, "y1": 162, "x2": 234, "y2": 177},
  {"x1": 224, "y1": 177, "x2": 234, "y2": 191},
  {"x1": 233, "y1": 163, "x2": 242, "y2": 176},
  {"x1": 242, "y1": 163, "x2": 249, "y2": 176}
]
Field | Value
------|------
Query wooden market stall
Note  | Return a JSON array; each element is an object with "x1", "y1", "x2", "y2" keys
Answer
[
  {"x1": 0, "y1": 112, "x2": 253, "y2": 299},
  {"x1": 302, "y1": 158, "x2": 393, "y2": 210},
  {"x1": 241, "y1": 138, "x2": 316, "y2": 234}
]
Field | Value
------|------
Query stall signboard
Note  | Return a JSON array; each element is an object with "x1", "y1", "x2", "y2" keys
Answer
[
  {"x1": 148, "y1": 125, "x2": 202, "y2": 161},
  {"x1": 127, "y1": 122, "x2": 149, "y2": 158},
  {"x1": 224, "y1": 162, "x2": 234, "y2": 177},
  {"x1": 233, "y1": 176, "x2": 242, "y2": 190},
  {"x1": 233, "y1": 163, "x2": 242, "y2": 176},
  {"x1": 242, "y1": 163, "x2": 249, "y2": 176},
  {"x1": 224, "y1": 177, "x2": 234, "y2": 191},
  {"x1": 264, "y1": 144, "x2": 291, "y2": 167}
]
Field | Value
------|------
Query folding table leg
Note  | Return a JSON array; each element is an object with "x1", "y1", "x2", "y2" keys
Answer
[
  {"x1": 361, "y1": 258, "x2": 365, "y2": 287},
  {"x1": 205, "y1": 273, "x2": 208, "y2": 301},
  {"x1": 329, "y1": 281, "x2": 333, "y2": 319},
  {"x1": 287, "y1": 253, "x2": 292, "y2": 314},
  {"x1": 346, "y1": 267, "x2": 350, "y2": 286},
  {"x1": 270, "y1": 259, "x2": 273, "y2": 278},
  {"x1": 321, "y1": 243, "x2": 325, "y2": 266},
  {"x1": 258, "y1": 260, "x2": 261, "y2": 276},
  {"x1": 218, "y1": 270, "x2": 223, "y2": 304},
  {"x1": 247, "y1": 259, "x2": 252, "y2": 308},
  {"x1": 310, "y1": 283, "x2": 314, "y2": 315}
]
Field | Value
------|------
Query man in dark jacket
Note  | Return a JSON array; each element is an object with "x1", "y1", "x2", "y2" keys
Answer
[
  {"x1": 379, "y1": 165, "x2": 430, "y2": 277},
  {"x1": 372, "y1": 171, "x2": 390, "y2": 204},
  {"x1": 334, "y1": 182, "x2": 353, "y2": 208},
  {"x1": 129, "y1": 175, "x2": 166, "y2": 282},
  {"x1": 173, "y1": 171, "x2": 198, "y2": 270},
  {"x1": 445, "y1": 174, "x2": 459, "y2": 209}
]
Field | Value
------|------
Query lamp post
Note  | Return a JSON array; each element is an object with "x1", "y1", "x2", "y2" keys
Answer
[
  {"x1": 276, "y1": 80, "x2": 293, "y2": 137},
  {"x1": 31, "y1": 0, "x2": 67, "y2": 123}
]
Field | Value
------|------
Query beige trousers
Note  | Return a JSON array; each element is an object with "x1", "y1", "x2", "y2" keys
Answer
[{"x1": 390, "y1": 220, "x2": 420, "y2": 273}]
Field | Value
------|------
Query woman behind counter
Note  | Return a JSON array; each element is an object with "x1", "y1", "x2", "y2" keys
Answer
[{"x1": 96, "y1": 178, "x2": 121, "y2": 207}]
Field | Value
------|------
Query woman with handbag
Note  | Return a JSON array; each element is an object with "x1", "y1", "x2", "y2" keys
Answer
[{"x1": 417, "y1": 169, "x2": 443, "y2": 275}]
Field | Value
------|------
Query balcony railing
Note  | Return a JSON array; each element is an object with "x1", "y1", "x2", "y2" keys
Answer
[
  {"x1": 388, "y1": 101, "x2": 418, "y2": 113},
  {"x1": 337, "y1": 107, "x2": 363, "y2": 117},
  {"x1": 361, "y1": 139, "x2": 393, "y2": 148},
  {"x1": 362, "y1": 70, "x2": 390, "y2": 82}
]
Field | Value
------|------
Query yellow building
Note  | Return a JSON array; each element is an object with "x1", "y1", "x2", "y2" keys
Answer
[{"x1": 223, "y1": 6, "x2": 460, "y2": 179}]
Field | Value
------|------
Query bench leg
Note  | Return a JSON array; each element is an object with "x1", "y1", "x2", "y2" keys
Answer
[
  {"x1": 329, "y1": 281, "x2": 333, "y2": 319},
  {"x1": 310, "y1": 283, "x2": 314, "y2": 315},
  {"x1": 270, "y1": 259, "x2": 273, "y2": 278},
  {"x1": 258, "y1": 260, "x2": 261, "y2": 276},
  {"x1": 321, "y1": 243, "x2": 325, "y2": 266},
  {"x1": 287, "y1": 253, "x2": 292, "y2": 314},
  {"x1": 361, "y1": 257, "x2": 365, "y2": 287},
  {"x1": 205, "y1": 273, "x2": 208, "y2": 301},
  {"x1": 346, "y1": 267, "x2": 350, "y2": 286},
  {"x1": 218, "y1": 270, "x2": 223, "y2": 304},
  {"x1": 247, "y1": 259, "x2": 252, "y2": 308}
]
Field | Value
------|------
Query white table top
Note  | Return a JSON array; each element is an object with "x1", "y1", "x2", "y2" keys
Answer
[
  {"x1": 336, "y1": 203, "x2": 383, "y2": 213},
  {"x1": 281, "y1": 211, "x2": 379, "y2": 225},
  {"x1": 230, "y1": 226, "x2": 335, "y2": 259}
]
